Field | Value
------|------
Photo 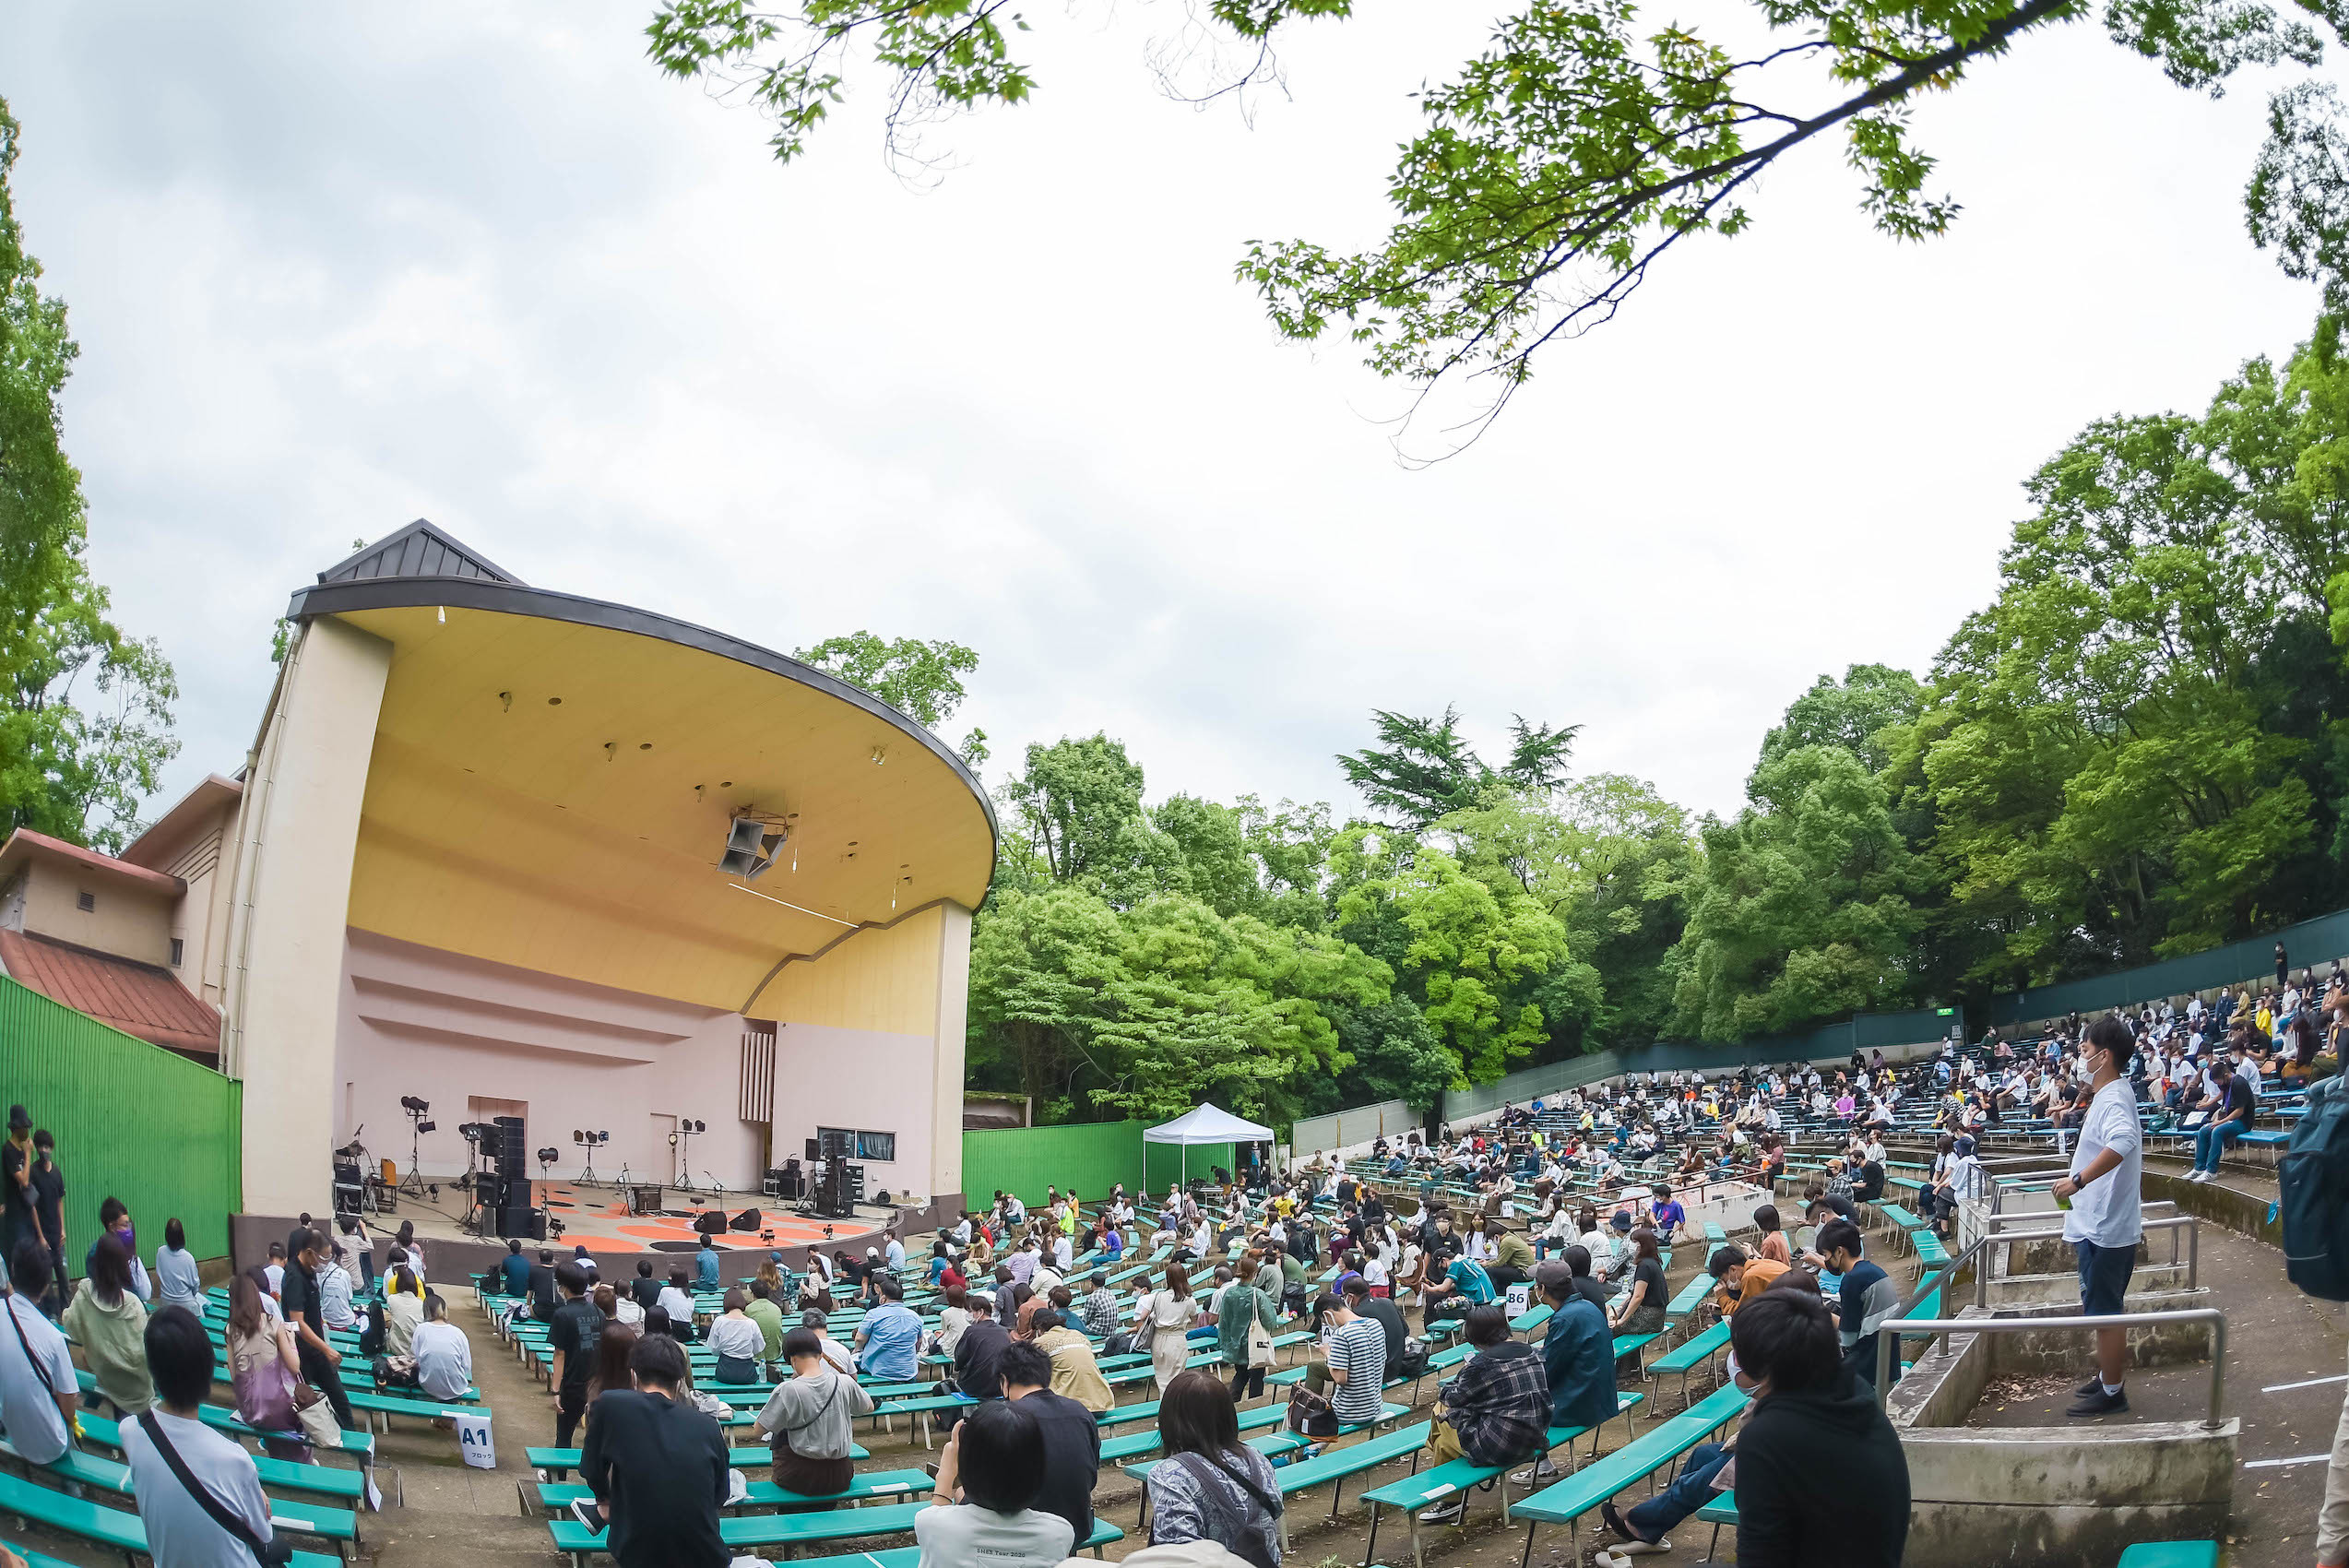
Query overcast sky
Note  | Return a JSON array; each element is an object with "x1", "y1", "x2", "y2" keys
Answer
[{"x1": 0, "y1": 4, "x2": 2324, "y2": 834}]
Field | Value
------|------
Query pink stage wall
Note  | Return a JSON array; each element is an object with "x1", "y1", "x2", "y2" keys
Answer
[
  {"x1": 333, "y1": 929, "x2": 766, "y2": 1194},
  {"x1": 768, "y1": 1021, "x2": 941, "y2": 1199}
]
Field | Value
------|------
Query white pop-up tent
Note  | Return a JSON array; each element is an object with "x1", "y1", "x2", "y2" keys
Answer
[{"x1": 1145, "y1": 1103, "x2": 1275, "y2": 1188}]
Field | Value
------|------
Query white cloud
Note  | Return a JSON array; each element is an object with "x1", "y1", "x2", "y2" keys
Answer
[{"x1": 0, "y1": 0, "x2": 2323, "y2": 832}]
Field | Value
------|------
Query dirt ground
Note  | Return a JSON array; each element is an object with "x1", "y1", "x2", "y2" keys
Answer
[{"x1": 0, "y1": 1192, "x2": 2329, "y2": 1568}]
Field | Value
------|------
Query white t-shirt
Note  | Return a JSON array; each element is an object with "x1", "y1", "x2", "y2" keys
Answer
[
  {"x1": 121, "y1": 1409, "x2": 273, "y2": 1568},
  {"x1": 914, "y1": 1502, "x2": 1074, "y2": 1568},
  {"x1": 2064, "y1": 1078, "x2": 2144, "y2": 1250},
  {"x1": 0, "y1": 1293, "x2": 75, "y2": 1463},
  {"x1": 411, "y1": 1319, "x2": 475, "y2": 1401}
]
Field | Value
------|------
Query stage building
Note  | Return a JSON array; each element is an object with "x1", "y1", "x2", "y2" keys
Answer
[{"x1": 0, "y1": 522, "x2": 991, "y2": 1253}]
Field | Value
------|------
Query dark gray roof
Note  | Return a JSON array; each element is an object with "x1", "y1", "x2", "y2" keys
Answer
[{"x1": 315, "y1": 520, "x2": 525, "y2": 587}]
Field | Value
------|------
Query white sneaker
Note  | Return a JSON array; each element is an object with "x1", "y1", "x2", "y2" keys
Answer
[{"x1": 1510, "y1": 1458, "x2": 1559, "y2": 1485}]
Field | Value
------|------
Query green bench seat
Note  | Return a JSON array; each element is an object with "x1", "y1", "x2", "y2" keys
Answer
[
  {"x1": 343, "y1": 1388, "x2": 490, "y2": 1431},
  {"x1": 528, "y1": 1467, "x2": 930, "y2": 1516},
  {"x1": 1507, "y1": 1383, "x2": 1751, "y2": 1563},
  {"x1": 527, "y1": 1440, "x2": 869, "y2": 1480},
  {"x1": 2115, "y1": 1544, "x2": 2219, "y2": 1568},
  {"x1": 869, "y1": 1392, "x2": 976, "y2": 1447},
  {"x1": 71, "y1": 1412, "x2": 370, "y2": 1501},
  {"x1": 1696, "y1": 1491, "x2": 1738, "y2": 1558},
  {"x1": 0, "y1": 1435, "x2": 362, "y2": 1547},
  {"x1": 1648, "y1": 1321, "x2": 1731, "y2": 1408},
  {"x1": 1129, "y1": 1420, "x2": 1435, "y2": 1551},
  {"x1": 1876, "y1": 1204, "x2": 1927, "y2": 1231},
  {"x1": 550, "y1": 1504, "x2": 1121, "y2": 1567},
  {"x1": 1358, "y1": 1393, "x2": 1646, "y2": 1568},
  {"x1": 1912, "y1": 1231, "x2": 1950, "y2": 1265},
  {"x1": 0, "y1": 1465, "x2": 344, "y2": 1567}
]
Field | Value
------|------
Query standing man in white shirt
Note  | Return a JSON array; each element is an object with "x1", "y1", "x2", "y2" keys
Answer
[{"x1": 2050, "y1": 1015, "x2": 2142, "y2": 1419}]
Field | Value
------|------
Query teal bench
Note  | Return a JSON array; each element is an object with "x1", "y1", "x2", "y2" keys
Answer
[
  {"x1": 1666, "y1": 1273, "x2": 1715, "y2": 1330},
  {"x1": 550, "y1": 1504, "x2": 1121, "y2": 1567},
  {"x1": 527, "y1": 1440, "x2": 869, "y2": 1480},
  {"x1": 343, "y1": 1387, "x2": 489, "y2": 1431},
  {"x1": 1696, "y1": 1492, "x2": 1737, "y2": 1559},
  {"x1": 71, "y1": 1411, "x2": 370, "y2": 1502},
  {"x1": 1913, "y1": 1231, "x2": 1950, "y2": 1265},
  {"x1": 1358, "y1": 1393, "x2": 1647, "y2": 1568},
  {"x1": 0, "y1": 1465, "x2": 344, "y2": 1567},
  {"x1": 1506, "y1": 1383, "x2": 1750, "y2": 1564},
  {"x1": 1101, "y1": 1422, "x2": 1311, "y2": 1465},
  {"x1": 1876, "y1": 1204, "x2": 1927, "y2": 1232},
  {"x1": 1511, "y1": 1304, "x2": 1554, "y2": 1336},
  {"x1": 1647, "y1": 1320, "x2": 1731, "y2": 1409},
  {"x1": 869, "y1": 1392, "x2": 976, "y2": 1447},
  {"x1": 2115, "y1": 1545, "x2": 2219, "y2": 1568},
  {"x1": 1129, "y1": 1420, "x2": 1434, "y2": 1552},
  {"x1": 527, "y1": 1466, "x2": 929, "y2": 1516},
  {"x1": 0, "y1": 1435, "x2": 361, "y2": 1550}
]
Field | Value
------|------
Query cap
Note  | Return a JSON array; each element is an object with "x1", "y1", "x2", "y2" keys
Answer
[
  {"x1": 1611, "y1": 1212, "x2": 1632, "y2": 1229},
  {"x1": 6, "y1": 1106, "x2": 28, "y2": 1133}
]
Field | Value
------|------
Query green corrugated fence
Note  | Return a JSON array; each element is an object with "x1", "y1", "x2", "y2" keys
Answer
[
  {"x1": 961, "y1": 1120, "x2": 1239, "y2": 1210},
  {"x1": 0, "y1": 977, "x2": 243, "y2": 1265},
  {"x1": 1988, "y1": 906, "x2": 2349, "y2": 1026}
]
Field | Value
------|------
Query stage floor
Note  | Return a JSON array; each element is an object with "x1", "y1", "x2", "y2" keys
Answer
[{"x1": 397, "y1": 1180, "x2": 896, "y2": 1255}]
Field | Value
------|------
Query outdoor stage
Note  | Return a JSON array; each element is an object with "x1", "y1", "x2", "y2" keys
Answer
[{"x1": 386, "y1": 1177, "x2": 914, "y2": 1272}]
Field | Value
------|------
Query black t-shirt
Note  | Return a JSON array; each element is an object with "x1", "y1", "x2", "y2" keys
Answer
[
  {"x1": 29, "y1": 1158, "x2": 61, "y2": 1240},
  {"x1": 280, "y1": 1260, "x2": 321, "y2": 1334},
  {"x1": 550, "y1": 1299, "x2": 607, "y2": 1393},
  {"x1": 0, "y1": 1143, "x2": 30, "y2": 1225},
  {"x1": 631, "y1": 1275, "x2": 662, "y2": 1310},
  {"x1": 2224, "y1": 1075, "x2": 2257, "y2": 1123},
  {"x1": 1016, "y1": 1389, "x2": 1101, "y2": 1543},
  {"x1": 1857, "y1": 1162, "x2": 1886, "y2": 1200},
  {"x1": 1571, "y1": 1276, "x2": 1611, "y2": 1313},
  {"x1": 1631, "y1": 1257, "x2": 1667, "y2": 1312},
  {"x1": 1358, "y1": 1296, "x2": 1408, "y2": 1362},
  {"x1": 579, "y1": 1390, "x2": 730, "y2": 1568},
  {"x1": 1814, "y1": 1194, "x2": 1860, "y2": 1226},
  {"x1": 529, "y1": 1264, "x2": 558, "y2": 1316},
  {"x1": 954, "y1": 1321, "x2": 1012, "y2": 1399}
]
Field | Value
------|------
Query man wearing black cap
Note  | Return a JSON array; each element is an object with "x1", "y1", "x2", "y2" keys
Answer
[{"x1": 0, "y1": 1107, "x2": 34, "y2": 1271}]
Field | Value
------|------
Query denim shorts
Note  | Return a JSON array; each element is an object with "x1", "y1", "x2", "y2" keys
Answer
[{"x1": 2076, "y1": 1238, "x2": 2135, "y2": 1316}]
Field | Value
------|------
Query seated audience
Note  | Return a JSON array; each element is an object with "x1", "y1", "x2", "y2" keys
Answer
[
  {"x1": 1420, "y1": 1304, "x2": 1549, "y2": 1523},
  {"x1": 999, "y1": 1337, "x2": 1103, "y2": 1545},
  {"x1": 1145, "y1": 1369, "x2": 1282, "y2": 1565},
  {"x1": 124, "y1": 1306, "x2": 279, "y2": 1565},
  {"x1": 916, "y1": 1396, "x2": 1075, "y2": 1568},
  {"x1": 65, "y1": 1231, "x2": 151, "y2": 1416},
  {"x1": 753, "y1": 1325, "x2": 875, "y2": 1500},
  {"x1": 576, "y1": 1331, "x2": 730, "y2": 1567}
]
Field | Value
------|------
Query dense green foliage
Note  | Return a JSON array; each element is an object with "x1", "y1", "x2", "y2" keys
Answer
[
  {"x1": 0, "y1": 101, "x2": 175, "y2": 852},
  {"x1": 650, "y1": 0, "x2": 2349, "y2": 435},
  {"x1": 792, "y1": 325, "x2": 2349, "y2": 1123}
]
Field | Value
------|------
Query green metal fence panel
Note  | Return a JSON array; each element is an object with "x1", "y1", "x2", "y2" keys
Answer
[
  {"x1": 0, "y1": 978, "x2": 242, "y2": 1265},
  {"x1": 1441, "y1": 1008, "x2": 1949, "y2": 1123},
  {"x1": 961, "y1": 1121, "x2": 1145, "y2": 1209},
  {"x1": 1988, "y1": 907, "x2": 2349, "y2": 1026}
]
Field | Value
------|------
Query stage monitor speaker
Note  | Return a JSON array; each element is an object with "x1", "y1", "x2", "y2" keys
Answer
[
  {"x1": 695, "y1": 1209, "x2": 728, "y2": 1237},
  {"x1": 499, "y1": 1205, "x2": 546, "y2": 1241},
  {"x1": 730, "y1": 1206, "x2": 764, "y2": 1232}
]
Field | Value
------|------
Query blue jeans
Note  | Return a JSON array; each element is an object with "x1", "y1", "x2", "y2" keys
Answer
[
  {"x1": 2193, "y1": 1120, "x2": 2242, "y2": 1172},
  {"x1": 1624, "y1": 1442, "x2": 1731, "y2": 1538}
]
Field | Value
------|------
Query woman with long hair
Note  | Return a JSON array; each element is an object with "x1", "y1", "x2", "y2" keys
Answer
[
  {"x1": 585, "y1": 1319, "x2": 639, "y2": 1408},
  {"x1": 1136, "y1": 1261, "x2": 1199, "y2": 1392},
  {"x1": 1145, "y1": 1370, "x2": 1281, "y2": 1562},
  {"x1": 226, "y1": 1270, "x2": 313, "y2": 1461},
  {"x1": 1610, "y1": 1229, "x2": 1668, "y2": 1336},
  {"x1": 65, "y1": 1232, "x2": 150, "y2": 1415}
]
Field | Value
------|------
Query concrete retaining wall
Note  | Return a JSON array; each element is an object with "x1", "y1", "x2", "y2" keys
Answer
[{"x1": 1883, "y1": 1296, "x2": 2234, "y2": 1566}]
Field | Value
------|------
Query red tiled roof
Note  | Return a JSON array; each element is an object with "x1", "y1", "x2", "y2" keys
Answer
[{"x1": 0, "y1": 930, "x2": 219, "y2": 1057}]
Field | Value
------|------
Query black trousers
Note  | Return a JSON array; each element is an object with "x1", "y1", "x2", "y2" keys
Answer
[
  {"x1": 1228, "y1": 1363, "x2": 1264, "y2": 1400},
  {"x1": 297, "y1": 1338, "x2": 355, "y2": 1432},
  {"x1": 557, "y1": 1384, "x2": 587, "y2": 1447}
]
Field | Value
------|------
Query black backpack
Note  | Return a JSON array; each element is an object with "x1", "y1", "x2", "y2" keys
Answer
[{"x1": 2283, "y1": 1074, "x2": 2349, "y2": 1300}]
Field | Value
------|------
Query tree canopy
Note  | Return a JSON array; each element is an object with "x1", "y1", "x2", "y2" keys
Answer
[
  {"x1": 957, "y1": 320, "x2": 2349, "y2": 1123},
  {"x1": 0, "y1": 99, "x2": 176, "y2": 852},
  {"x1": 647, "y1": 0, "x2": 2349, "y2": 438}
]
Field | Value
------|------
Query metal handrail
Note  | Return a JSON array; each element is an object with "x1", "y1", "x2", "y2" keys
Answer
[
  {"x1": 1986, "y1": 1213, "x2": 2199, "y2": 1284},
  {"x1": 1874, "y1": 1306, "x2": 2228, "y2": 1431},
  {"x1": 1984, "y1": 1201, "x2": 2174, "y2": 1230}
]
